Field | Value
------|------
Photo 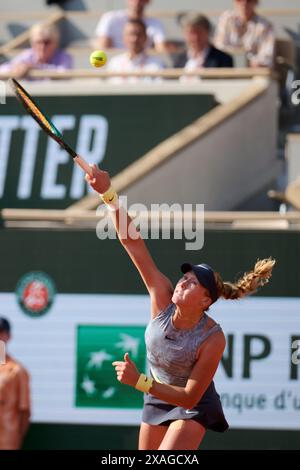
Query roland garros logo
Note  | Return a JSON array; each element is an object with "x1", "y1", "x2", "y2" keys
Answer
[{"x1": 16, "y1": 272, "x2": 56, "y2": 317}]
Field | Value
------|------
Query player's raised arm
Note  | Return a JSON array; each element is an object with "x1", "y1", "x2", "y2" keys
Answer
[{"x1": 86, "y1": 165, "x2": 173, "y2": 317}]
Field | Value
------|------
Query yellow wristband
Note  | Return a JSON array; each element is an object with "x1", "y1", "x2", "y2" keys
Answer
[
  {"x1": 100, "y1": 185, "x2": 119, "y2": 210},
  {"x1": 135, "y1": 373, "x2": 153, "y2": 394}
]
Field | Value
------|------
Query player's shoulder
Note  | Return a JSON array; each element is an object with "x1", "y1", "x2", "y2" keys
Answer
[
  {"x1": 206, "y1": 314, "x2": 218, "y2": 328},
  {"x1": 205, "y1": 315, "x2": 225, "y2": 341}
]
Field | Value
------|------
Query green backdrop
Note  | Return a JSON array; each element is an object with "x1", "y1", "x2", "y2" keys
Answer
[
  {"x1": 0, "y1": 227, "x2": 299, "y2": 449},
  {"x1": 1, "y1": 93, "x2": 216, "y2": 209}
]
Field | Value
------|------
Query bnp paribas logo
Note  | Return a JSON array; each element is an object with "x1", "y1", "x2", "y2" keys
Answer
[
  {"x1": 76, "y1": 325, "x2": 146, "y2": 409},
  {"x1": 16, "y1": 271, "x2": 56, "y2": 317}
]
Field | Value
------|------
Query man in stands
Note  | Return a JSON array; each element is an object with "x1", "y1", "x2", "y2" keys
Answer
[
  {"x1": 94, "y1": 0, "x2": 166, "y2": 53},
  {"x1": 106, "y1": 18, "x2": 165, "y2": 84},
  {"x1": 174, "y1": 13, "x2": 233, "y2": 70}
]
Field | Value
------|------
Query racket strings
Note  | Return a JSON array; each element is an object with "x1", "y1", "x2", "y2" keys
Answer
[
  {"x1": 11, "y1": 78, "x2": 76, "y2": 158},
  {"x1": 16, "y1": 85, "x2": 61, "y2": 137}
]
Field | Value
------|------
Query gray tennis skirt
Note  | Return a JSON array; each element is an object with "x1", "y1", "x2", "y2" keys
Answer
[{"x1": 142, "y1": 381, "x2": 229, "y2": 432}]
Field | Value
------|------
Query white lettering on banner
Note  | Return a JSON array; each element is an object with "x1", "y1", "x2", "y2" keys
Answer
[
  {"x1": 41, "y1": 116, "x2": 75, "y2": 199},
  {"x1": 0, "y1": 116, "x2": 20, "y2": 197},
  {"x1": 291, "y1": 339, "x2": 300, "y2": 366},
  {"x1": 17, "y1": 116, "x2": 40, "y2": 199},
  {"x1": 220, "y1": 334, "x2": 272, "y2": 379},
  {"x1": 183, "y1": 203, "x2": 204, "y2": 250},
  {"x1": 0, "y1": 114, "x2": 109, "y2": 201},
  {"x1": 70, "y1": 115, "x2": 108, "y2": 199},
  {"x1": 291, "y1": 80, "x2": 300, "y2": 105}
]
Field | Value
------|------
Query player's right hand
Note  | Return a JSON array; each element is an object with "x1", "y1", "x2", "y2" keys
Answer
[{"x1": 85, "y1": 163, "x2": 111, "y2": 194}]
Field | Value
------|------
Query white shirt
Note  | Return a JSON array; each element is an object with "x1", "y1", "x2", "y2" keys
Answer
[
  {"x1": 179, "y1": 47, "x2": 210, "y2": 83},
  {"x1": 184, "y1": 46, "x2": 210, "y2": 71},
  {"x1": 95, "y1": 10, "x2": 166, "y2": 49},
  {"x1": 106, "y1": 52, "x2": 165, "y2": 83}
]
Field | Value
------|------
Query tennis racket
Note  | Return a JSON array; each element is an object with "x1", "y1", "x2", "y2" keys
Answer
[{"x1": 9, "y1": 78, "x2": 93, "y2": 177}]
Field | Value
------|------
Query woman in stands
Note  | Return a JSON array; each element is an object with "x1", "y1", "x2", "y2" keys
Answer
[
  {"x1": 86, "y1": 164, "x2": 275, "y2": 450},
  {"x1": 0, "y1": 23, "x2": 72, "y2": 79}
]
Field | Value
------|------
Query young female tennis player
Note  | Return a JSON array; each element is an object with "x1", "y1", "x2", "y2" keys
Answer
[{"x1": 86, "y1": 164, "x2": 275, "y2": 450}]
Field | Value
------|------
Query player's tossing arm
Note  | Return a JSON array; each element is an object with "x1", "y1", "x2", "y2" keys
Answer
[{"x1": 85, "y1": 164, "x2": 173, "y2": 318}]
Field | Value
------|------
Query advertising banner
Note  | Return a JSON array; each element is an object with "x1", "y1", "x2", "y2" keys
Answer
[{"x1": 1, "y1": 288, "x2": 299, "y2": 430}]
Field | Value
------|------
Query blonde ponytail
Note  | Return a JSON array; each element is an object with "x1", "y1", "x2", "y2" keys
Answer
[{"x1": 214, "y1": 258, "x2": 276, "y2": 300}]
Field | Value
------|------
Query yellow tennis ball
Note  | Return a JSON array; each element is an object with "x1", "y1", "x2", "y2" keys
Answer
[{"x1": 90, "y1": 50, "x2": 107, "y2": 68}]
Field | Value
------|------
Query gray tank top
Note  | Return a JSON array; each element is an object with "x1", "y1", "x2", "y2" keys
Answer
[{"x1": 145, "y1": 303, "x2": 222, "y2": 387}]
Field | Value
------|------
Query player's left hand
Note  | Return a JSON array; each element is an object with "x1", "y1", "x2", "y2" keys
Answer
[{"x1": 112, "y1": 353, "x2": 140, "y2": 387}]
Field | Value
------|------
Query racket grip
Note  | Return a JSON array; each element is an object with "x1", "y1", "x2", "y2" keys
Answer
[{"x1": 74, "y1": 155, "x2": 93, "y2": 177}]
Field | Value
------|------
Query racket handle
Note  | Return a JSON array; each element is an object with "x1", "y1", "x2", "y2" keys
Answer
[{"x1": 74, "y1": 155, "x2": 93, "y2": 177}]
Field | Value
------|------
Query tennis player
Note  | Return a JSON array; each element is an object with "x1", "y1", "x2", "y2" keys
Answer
[{"x1": 86, "y1": 164, "x2": 275, "y2": 450}]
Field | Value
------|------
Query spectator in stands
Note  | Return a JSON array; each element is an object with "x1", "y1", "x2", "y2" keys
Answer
[
  {"x1": 174, "y1": 13, "x2": 233, "y2": 71},
  {"x1": 0, "y1": 318, "x2": 31, "y2": 450},
  {"x1": 94, "y1": 0, "x2": 166, "y2": 53},
  {"x1": 0, "y1": 23, "x2": 73, "y2": 79},
  {"x1": 106, "y1": 19, "x2": 165, "y2": 84},
  {"x1": 214, "y1": 0, "x2": 275, "y2": 68}
]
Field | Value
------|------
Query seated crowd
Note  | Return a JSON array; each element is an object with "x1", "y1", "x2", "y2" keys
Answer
[{"x1": 0, "y1": 0, "x2": 275, "y2": 80}]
